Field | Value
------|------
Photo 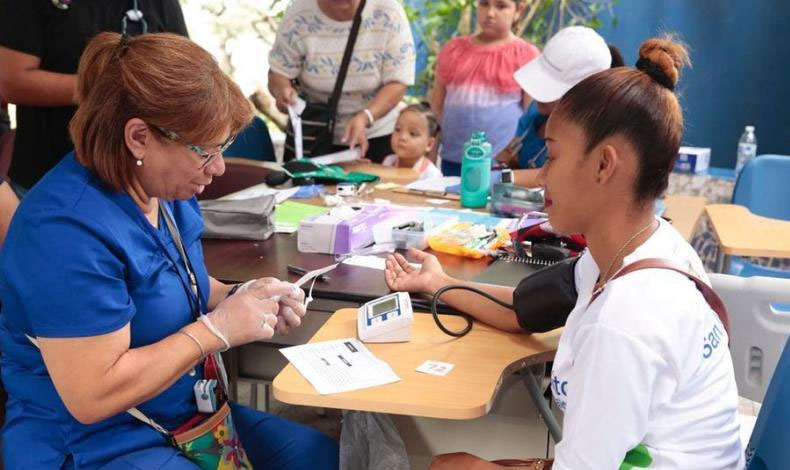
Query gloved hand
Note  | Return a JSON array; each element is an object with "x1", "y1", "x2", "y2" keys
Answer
[
  {"x1": 232, "y1": 278, "x2": 307, "y2": 335},
  {"x1": 200, "y1": 291, "x2": 280, "y2": 350}
]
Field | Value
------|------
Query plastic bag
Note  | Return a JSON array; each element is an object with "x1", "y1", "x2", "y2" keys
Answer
[
  {"x1": 427, "y1": 222, "x2": 510, "y2": 259},
  {"x1": 339, "y1": 411, "x2": 409, "y2": 470}
]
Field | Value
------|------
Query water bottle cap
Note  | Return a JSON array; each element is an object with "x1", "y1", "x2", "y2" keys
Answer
[{"x1": 745, "y1": 125, "x2": 755, "y2": 132}]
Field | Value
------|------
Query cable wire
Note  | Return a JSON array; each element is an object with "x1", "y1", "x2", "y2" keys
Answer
[{"x1": 430, "y1": 285, "x2": 514, "y2": 337}]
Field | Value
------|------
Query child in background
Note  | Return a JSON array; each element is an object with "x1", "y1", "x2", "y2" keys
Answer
[
  {"x1": 495, "y1": 27, "x2": 614, "y2": 187},
  {"x1": 431, "y1": 0, "x2": 540, "y2": 176},
  {"x1": 381, "y1": 103, "x2": 442, "y2": 180}
]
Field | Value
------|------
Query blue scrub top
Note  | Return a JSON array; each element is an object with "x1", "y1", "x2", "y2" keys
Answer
[
  {"x1": 516, "y1": 101, "x2": 549, "y2": 169},
  {"x1": 0, "y1": 152, "x2": 211, "y2": 470}
]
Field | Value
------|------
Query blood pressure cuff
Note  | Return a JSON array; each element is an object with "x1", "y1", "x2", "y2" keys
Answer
[{"x1": 512, "y1": 257, "x2": 579, "y2": 333}]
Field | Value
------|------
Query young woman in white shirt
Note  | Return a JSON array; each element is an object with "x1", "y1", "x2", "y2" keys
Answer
[{"x1": 384, "y1": 36, "x2": 743, "y2": 470}]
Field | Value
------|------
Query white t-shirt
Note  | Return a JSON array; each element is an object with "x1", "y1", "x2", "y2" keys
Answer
[
  {"x1": 381, "y1": 154, "x2": 442, "y2": 180},
  {"x1": 552, "y1": 218, "x2": 744, "y2": 470},
  {"x1": 269, "y1": 0, "x2": 416, "y2": 144}
]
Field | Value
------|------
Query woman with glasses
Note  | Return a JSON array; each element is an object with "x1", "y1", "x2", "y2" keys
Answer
[{"x1": 0, "y1": 32, "x2": 339, "y2": 470}]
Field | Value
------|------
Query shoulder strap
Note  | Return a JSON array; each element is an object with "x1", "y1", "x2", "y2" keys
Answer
[
  {"x1": 328, "y1": 0, "x2": 367, "y2": 115},
  {"x1": 591, "y1": 258, "x2": 730, "y2": 336}
]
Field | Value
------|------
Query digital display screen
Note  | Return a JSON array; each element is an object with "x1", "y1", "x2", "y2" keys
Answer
[{"x1": 370, "y1": 297, "x2": 397, "y2": 317}]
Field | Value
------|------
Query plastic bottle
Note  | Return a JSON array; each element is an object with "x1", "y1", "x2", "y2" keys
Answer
[
  {"x1": 460, "y1": 131, "x2": 492, "y2": 208},
  {"x1": 734, "y1": 125, "x2": 757, "y2": 178}
]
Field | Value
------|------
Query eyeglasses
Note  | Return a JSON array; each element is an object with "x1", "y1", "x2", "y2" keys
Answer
[{"x1": 149, "y1": 124, "x2": 235, "y2": 169}]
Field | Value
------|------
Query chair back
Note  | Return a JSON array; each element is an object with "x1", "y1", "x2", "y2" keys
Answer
[
  {"x1": 223, "y1": 116, "x2": 276, "y2": 162},
  {"x1": 0, "y1": 128, "x2": 14, "y2": 178},
  {"x1": 197, "y1": 157, "x2": 273, "y2": 201},
  {"x1": 710, "y1": 273, "x2": 790, "y2": 402},
  {"x1": 733, "y1": 155, "x2": 790, "y2": 221},
  {"x1": 745, "y1": 336, "x2": 790, "y2": 469}
]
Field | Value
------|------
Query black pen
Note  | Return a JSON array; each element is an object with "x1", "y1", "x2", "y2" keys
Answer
[{"x1": 287, "y1": 264, "x2": 331, "y2": 282}]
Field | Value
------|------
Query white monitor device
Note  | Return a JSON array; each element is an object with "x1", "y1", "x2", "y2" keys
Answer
[{"x1": 357, "y1": 292, "x2": 413, "y2": 343}]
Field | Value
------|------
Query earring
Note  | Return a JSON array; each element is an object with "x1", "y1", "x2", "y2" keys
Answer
[{"x1": 135, "y1": 158, "x2": 144, "y2": 167}]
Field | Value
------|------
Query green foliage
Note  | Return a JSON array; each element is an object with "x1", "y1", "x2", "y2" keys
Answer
[{"x1": 407, "y1": 0, "x2": 616, "y2": 96}]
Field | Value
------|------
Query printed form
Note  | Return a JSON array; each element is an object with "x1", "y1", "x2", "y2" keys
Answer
[{"x1": 280, "y1": 338, "x2": 401, "y2": 395}]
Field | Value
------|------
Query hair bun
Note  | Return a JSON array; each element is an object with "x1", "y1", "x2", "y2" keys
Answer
[{"x1": 636, "y1": 36, "x2": 690, "y2": 90}]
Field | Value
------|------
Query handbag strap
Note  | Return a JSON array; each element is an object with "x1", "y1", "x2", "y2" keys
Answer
[
  {"x1": 327, "y1": 0, "x2": 367, "y2": 115},
  {"x1": 590, "y1": 258, "x2": 730, "y2": 336}
]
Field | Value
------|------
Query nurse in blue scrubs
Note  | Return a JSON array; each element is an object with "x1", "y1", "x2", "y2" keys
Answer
[{"x1": 0, "y1": 32, "x2": 339, "y2": 470}]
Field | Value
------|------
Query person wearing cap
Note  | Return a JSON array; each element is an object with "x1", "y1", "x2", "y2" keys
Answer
[{"x1": 495, "y1": 26, "x2": 611, "y2": 187}]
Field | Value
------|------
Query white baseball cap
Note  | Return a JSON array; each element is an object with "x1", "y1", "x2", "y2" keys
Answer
[{"x1": 514, "y1": 26, "x2": 611, "y2": 103}]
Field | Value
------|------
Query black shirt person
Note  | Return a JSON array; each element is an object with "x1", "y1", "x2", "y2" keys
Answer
[{"x1": 0, "y1": 0, "x2": 188, "y2": 191}]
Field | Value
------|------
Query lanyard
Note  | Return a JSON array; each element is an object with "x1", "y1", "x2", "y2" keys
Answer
[{"x1": 138, "y1": 201, "x2": 203, "y2": 320}]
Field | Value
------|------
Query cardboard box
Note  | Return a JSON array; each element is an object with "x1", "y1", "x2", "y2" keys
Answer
[
  {"x1": 298, "y1": 206, "x2": 395, "y2": 254},
  {"x1": 674, "y1": 146, "x2": 711, "y2": 174}
]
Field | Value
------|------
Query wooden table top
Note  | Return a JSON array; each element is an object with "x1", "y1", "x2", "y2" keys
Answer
[
  {"x1": 663, "y1": 195, "x2": 706, "y2": 242},
  {"x1": 272, "y1": 308, "x2": 561, "y2": 419},
  {"x1": 706, "y1": 204, "x2": 790, "y2": 258}
]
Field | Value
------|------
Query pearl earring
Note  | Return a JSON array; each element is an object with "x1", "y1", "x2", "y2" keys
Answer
[{"x1": 135, "y1": 159, "x2": 144, "y2": 167}]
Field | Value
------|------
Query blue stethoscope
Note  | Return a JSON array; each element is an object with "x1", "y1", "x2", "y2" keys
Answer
[{"x1": 51, "y1": 0, "x2": 149, "y2": 34}]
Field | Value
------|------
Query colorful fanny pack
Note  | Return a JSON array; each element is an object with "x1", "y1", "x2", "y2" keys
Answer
[{"x1": 128, "y1": 352, "x2": 253, "y2": 470}]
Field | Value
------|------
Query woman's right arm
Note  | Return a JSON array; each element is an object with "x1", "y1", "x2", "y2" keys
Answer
[
  {"x1": 385, "y1": 249, "x2": 521, "y2": 332},
  {"x1": 268, "y1": 70, "x2": 296, "y2": 114},
  {"x1": 37, "y1": 287, "x2": 289, "y2": 425},
  {"x1": 0, "y1": 46, "x2": 76, "y2": 106},
  {"x1": 430, "y1": 80, "x2": 446, "y2": 123}
]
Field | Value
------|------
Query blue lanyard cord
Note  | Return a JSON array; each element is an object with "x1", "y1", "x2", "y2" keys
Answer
[{"x1": 138, "y1": 202, "x2": 203, "y2": 320}]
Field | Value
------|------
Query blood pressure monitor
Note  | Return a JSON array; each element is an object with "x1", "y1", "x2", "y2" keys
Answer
[{"x1": 357, "y1": 292, "x2": 413, "y2": 343}]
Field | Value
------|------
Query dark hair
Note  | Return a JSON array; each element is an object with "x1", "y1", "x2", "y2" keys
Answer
[
  {"x1": 70, "y1": 32, "x2": 254, "y2": 191},
  {"x1": 608, "y1": 44, "x2": 625, "y2": 68},
  {"x1": 554, "y1": 35, "x2": 690, "y2": 203},
  {"x1": 400, "y1": 102, "x2": 441, "y2": 138}
]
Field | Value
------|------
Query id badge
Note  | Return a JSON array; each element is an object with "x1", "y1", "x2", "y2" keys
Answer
[{"x1": 194, "y1": 379, "x2": 218, "y2": 413}]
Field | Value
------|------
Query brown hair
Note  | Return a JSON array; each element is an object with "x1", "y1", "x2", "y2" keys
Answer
[
  {"x1": 69, "y1": 32, "x2": 254, "y2": 191},
  {"x1": 400, "y1": 102, "x2": 441, "y2": 138},
  {"x1": 554, "y1": 35, "x2": 691, "y2": 203}
]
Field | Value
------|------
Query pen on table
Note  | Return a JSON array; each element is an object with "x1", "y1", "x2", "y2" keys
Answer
[{"x1": 287, "y1": 264, "x2": 331, "y2": 282}]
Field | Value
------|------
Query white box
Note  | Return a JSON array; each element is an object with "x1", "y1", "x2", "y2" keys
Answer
[{"x1": 674, "y1": 146, "x2": 711, "y2": 174}]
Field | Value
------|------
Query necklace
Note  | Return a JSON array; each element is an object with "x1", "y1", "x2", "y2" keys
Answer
[{"x1": 596, "y1": 219, "x2": 657, "y2": 290}]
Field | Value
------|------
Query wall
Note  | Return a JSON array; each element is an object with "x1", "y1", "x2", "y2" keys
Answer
[{"x1": 596, "y1": 1, "x2": 790, "y2": 168}]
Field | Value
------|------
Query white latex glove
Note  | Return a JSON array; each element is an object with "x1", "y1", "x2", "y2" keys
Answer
[
  {"x1": 200, "y1": 291, "x2": 280, "y2": 350},
  {"x1": 234, "y1": 278, "x2": 307, "y2": 335}
]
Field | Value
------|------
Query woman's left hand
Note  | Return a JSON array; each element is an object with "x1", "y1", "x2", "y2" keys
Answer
[
  {"x1": 235, "y1": 278, "x2": 306, "y2": 334},
  {"x1": 342, "y1": 112, "x2": 370, "y2": 158}
]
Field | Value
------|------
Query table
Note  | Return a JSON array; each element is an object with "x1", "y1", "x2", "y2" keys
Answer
[
  {"x1": 663, "y1": 195, "x2": 706, "y2": 242},
  {"x1": 706, "y1": 204, "x2": 790, "y2": 271},
  {"x1": 272, "y1": 309, "x2": 561, "y2": 420}
]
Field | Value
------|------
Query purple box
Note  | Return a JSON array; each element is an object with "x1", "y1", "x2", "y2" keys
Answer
[{"x1": 298, "y1": 206, "x2": 395, "y2": 254}]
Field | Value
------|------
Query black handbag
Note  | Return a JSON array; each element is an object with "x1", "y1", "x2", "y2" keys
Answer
[{"x1": 283, "y1": 0, "x2": 367, "y2": 161}]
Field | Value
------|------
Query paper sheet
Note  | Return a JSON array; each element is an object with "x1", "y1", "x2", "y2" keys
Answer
[
  {"x1": 287, "y1": 97, "x2": 306, "y2": 160},
  {"x1": 274, "y1": 201, "x2": 328, "y2": 230},
  {"x1": 404, "y1": 176, "x2": 461, "y2": 193},
  {"x1": 311, "y1": 148, "x2": 361, "y2": 165},
  {"x1": 343, "y1": 255, "x2": 420, "y2": 271},
  {"x1": 280, "y1": 338, "x2": 401, "y2": 395},
  {"x1": 222, "y1": 184, "x2": 300, "y2": 204}
]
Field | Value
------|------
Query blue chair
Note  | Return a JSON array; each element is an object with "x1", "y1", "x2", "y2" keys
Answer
[
  {"x1": 728, "y1": 155, "x2": 790, "y2": 278},
  {"x1": 224, "y1": 116, "x2": 276, "y2": 162},
  {"x1": 746, "y1": 335, "x2": 790, "y2": 469}
]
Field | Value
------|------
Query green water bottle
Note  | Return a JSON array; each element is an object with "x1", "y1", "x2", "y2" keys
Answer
[{"x1": 460, "y1": 131, "x2": 492, "y2": 208}]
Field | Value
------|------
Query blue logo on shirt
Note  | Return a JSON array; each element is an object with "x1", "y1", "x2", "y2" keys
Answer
[{"x1": 703, "y1": 324, "x2": 724, "y2": 359}]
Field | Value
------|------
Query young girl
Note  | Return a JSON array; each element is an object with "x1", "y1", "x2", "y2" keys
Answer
[
  {"x1": 382, "y1": 103, "x2": 442, "y2": 180},
  {"x1": 431, "y1": 0, "x2": 539, "y2": 176}
]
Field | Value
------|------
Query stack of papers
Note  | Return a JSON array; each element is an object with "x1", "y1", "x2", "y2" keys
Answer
[
  {"x1": 274, "y1": 201, "x2": 328, "y2": 233},
  {"x1": 280, "y1": 338, "x2": 400, "y2": 395}
]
